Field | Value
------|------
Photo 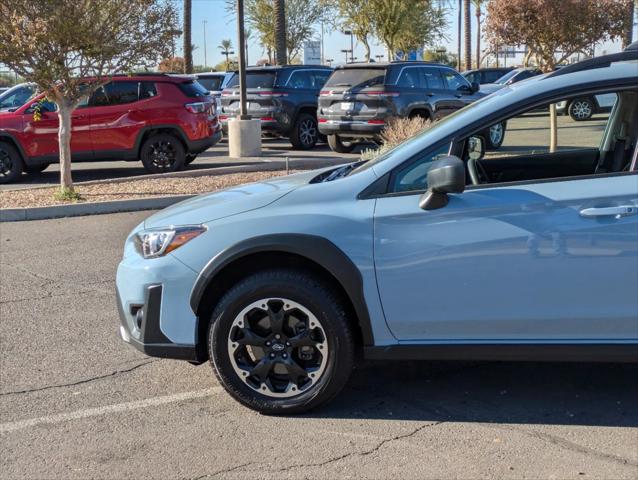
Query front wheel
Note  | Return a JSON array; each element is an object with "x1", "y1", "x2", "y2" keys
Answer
[
  {"x1": 569, "y1": 97, "x2": 594, "y2": 121},
  {"x1": 327, "y1": 134, "x2": 356, "y2": 153},
  {"x1": 290, "y1": 113, "x2": 319, "y2": 150},
  {"x1": 140, "y1": 134, "x2": 186, "y2": 174},
  {"x1": 209, "y1": 269, "x2": 355, "y2": 414},
  {"x1": 0, "y1": 141, "x2": 24, "y2": 184}
]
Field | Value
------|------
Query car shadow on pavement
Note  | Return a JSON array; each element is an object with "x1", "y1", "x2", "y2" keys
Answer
[{"x1": 306, "y1": 361, "x2": 638, "y2": 427}]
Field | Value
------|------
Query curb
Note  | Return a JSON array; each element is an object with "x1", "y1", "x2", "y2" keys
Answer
[{"x1": 0, "y1": 195, "x2": 195, "y2": 222}]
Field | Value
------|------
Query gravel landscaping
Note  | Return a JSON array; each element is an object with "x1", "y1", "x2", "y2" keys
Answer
[{"x1": 0, "y1": 170, "x2": 298, "y2": 209}]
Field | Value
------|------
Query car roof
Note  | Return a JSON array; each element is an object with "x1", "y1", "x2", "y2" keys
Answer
[
  {"x1": 334, "y1": 61, "x2": 448, "y2": 70},
  {"x1": 106, "y1": 73, "x2": 194, "y2": 83},
  {"x1": 238, "y1": 65, "x2": 332, "y2": 72}
]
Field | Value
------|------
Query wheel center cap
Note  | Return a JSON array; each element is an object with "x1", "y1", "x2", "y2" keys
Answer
[{"x1": 271, "y1": 343, "x2": 285, "y2": 352}]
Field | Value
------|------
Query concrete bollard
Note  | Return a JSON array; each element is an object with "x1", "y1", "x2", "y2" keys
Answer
[{"x1": 228, "y1": 118, "x2": 262, "y2": 158}]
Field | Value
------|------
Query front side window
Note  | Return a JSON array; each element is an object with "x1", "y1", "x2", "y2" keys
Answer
[
  {"x1": 92, "y1": 81, "x2": 139, "y2": 106},
  {"x1": 422, "y1": 68, "x2": 445, "y2": 89},
  {"x1": 389, "y1": 143, "x2": 450, "y2": 193},
  {"x1": 463, "y1": 89, "x2": 632, "y2": 186},
  {"x1": 442, "y1": 70, "x2": 469, "y2": 90}
]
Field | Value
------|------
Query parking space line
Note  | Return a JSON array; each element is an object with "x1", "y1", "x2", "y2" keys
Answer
[{"x1": 0, "y1": 388, "x2": 223, "y2": 434}]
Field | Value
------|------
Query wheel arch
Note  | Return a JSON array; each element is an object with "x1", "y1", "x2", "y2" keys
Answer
[
  {"x1": 134, "y1": 125, "x2": 189, "y2": 158},
  {"x1": 190, "y1": 234, "x2": 375, "y2": 359},
  {"x1": 293, "y1": 105, "x2": 319, "y2": 122},
  {"x1": 0, "y1": 133, "x2": 27, "y2": 163}
]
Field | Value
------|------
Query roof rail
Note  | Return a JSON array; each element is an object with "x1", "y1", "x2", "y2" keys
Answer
[{"x1": 546, "y1": 49, "x2": 638, "y2": 78}]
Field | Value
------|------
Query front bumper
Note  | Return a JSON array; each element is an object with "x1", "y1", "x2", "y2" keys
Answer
[
  {"x1": 117, "y1": 285, "x2": 199, "y2": 361},
  {"x1": 116, "y1": 249, "x2": 203, "y2": 362}
]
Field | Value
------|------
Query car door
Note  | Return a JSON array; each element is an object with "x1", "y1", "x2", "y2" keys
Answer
[
  {"x1": 373, "y1": 97, "x2": 638, "y2": 342},
  {"x1": 418, "y1": 67, "x2": 451, "y2": 119},
  {"x1": 22, "y1": 99, "x2": 93, "y2": 160},
  {"x1": 89, "y1": 81, "x2": 142, "y2": 154},
  {"x1": 441, "y1": 69, "x2": 479, "y2": 108}
]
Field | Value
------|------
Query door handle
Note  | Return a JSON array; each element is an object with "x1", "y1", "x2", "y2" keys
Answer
[
  {"x1": 72, "y1": 114, "x2": 86, "y2": 120},
  {"x1": 580, "y1": 206, "x2": 637, "y2": 219}
]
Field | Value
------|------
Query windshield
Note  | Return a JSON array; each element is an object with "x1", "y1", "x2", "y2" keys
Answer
[
  {"x1": 324, "y1": 68, "x2": 385, "y2": 89},
  {"x1": 227, "y1": 72, "x2": 277, "y2": 89},
  {"x1": 197, "y1": 76, "x2": 225, "y2": 92},
  {"x1": 0, "y1": 84, "x2": 35, "y2": 109},
  {"x1": 494, "y1": 69, "x2": 520, "y2": 85}
]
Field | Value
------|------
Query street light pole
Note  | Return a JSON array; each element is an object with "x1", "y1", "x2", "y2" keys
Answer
[
  {"x1": 343, "y1": 30, "x2": 354, "y2": 63},
  {"x1": 202, "y1": 20, "x2": 208, "y2": 69}
]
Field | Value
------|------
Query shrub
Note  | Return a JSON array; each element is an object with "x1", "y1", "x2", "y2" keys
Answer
[{"x1": 361, "y1": 116, "x2": 433, "y2": 161}]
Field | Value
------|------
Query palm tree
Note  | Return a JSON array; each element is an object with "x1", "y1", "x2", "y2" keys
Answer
[
  {"x1": 183, "y1": 0, "x2": 193, "y2": 73},
  {"x1": 472, "y1": 0, "x2": 484, "y2": 69},
  {"x1": 274, "y1": 0, "x2": 287, "y2": 65},
  {"x1": 457, "y1": 0, "x2": 462, "y2": 70},
  {"x1": 219, "y1": 39, "x2": 234, "y2": 72},
  {"x1": 622, "y1": 0, "x2": 635, "y2": 48},
  {"x1": 463, "y1": 0, "x2": 471, "y2": 71},
  {"x1": 245, "y1": 29, "x2": 253, "y2": 66}
]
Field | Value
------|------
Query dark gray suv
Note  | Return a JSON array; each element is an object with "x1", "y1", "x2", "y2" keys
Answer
[
  {"x1": 317, "y1": 62, "x2": 507, "y2": 153},
  {"x1": 220, "y1": 65, "x2": 332, "y2": 150}
]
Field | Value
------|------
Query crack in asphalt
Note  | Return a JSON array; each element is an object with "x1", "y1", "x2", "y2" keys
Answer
[
  {"x1": 0, "y1": 262, "x2": 57, "y2": 285},
  {"x1": 190, "y1": 462, "x2": 255, "y2": 479},
  {"x1": 498, "y1": 424, "x2": 638, "y2": 468},
  {"x1": 0, "y1": 360, "x2": 159, "y2": 396}
]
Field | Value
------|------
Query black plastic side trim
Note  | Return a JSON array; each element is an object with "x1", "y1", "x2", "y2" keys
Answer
[
  {"x1": 190, "y1": 234, "x2": 375, "y2": 346},
  {"x1": 364, "y1": 344, "x2": 638, "y2": 362}
]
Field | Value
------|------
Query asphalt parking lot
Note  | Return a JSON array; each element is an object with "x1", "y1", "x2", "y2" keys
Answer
[{"x1": 1, "y1": 212, "x2": 637, "y2": 479}]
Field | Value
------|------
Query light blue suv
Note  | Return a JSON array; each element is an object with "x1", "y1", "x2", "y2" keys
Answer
[{"x1": 117, "y1": 49, "x2": 638, "y2": 413}]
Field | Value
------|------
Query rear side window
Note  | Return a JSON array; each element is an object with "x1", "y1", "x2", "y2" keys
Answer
[
  {"x1": 313, "y1": 71, "x2": 331, "y2": 88},
  {"x1": 287, "y1": 70, "x2": 313, "y2": 89},
  {"x1": 397, "y1": 68, "x2": 420, "y2": 88},
  {"x1": 324, "y1": 68, "x2": 385, "y2": 89},
  {"x1": 483, "y1": 71, "x2": 503, "y2": 83},
  {"x1": 422, "y1": 68, "x2": 445, "y2": 89},
  {"x1": 139, "y1": 82, "x2": 157, "y2": 99},
  {"x1": 92, "y1": 81, "x2": 139, "y2": 106},
  {"x1": 464, "y1": 72, "x2": 479, "y2": 84},
  {"x1": 227, "y1": 72, "x2": 277, "y2": 89},
  {"x1": 177, "y1": 80, "x2": 210, "y2": 98}
]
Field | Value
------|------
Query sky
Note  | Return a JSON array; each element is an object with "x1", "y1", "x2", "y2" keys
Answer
[{"x1": 183, "y1": 0, "x2": 628, "y2": 69}]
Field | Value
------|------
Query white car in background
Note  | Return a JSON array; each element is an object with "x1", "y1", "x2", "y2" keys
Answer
[
  {"x1": 195, "y1": 72, "x2": 234, "y2": 113},
  {"x1": 0, "y1": 83, "x2": 36, "y2": 112},
  {"x1": 556, "y1": 93, "x2": 617, "y2": 121}
]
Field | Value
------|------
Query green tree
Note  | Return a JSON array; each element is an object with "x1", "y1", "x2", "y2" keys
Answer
[
  {"x1": 183, "y1": 0, "x2": 193, "y2": 73},
  {"x1": 326, "y1": 0, "x2": 375, "y2": 62},
  {"x1": 219, "y1": 39, "x2": 235, "y2": 71},
  {"x1": 0, "y1": 0, "x2": 178, "y2": 196},
  {"x1": 486, "y1": 0, "x2": 629, "y2": 151}
]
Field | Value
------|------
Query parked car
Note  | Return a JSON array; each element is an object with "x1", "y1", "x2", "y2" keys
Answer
[
  {"x1": 479, "y1": 67, "x2": 543, "y2": 95},
  {"x1": 219, "y1": 65, "x2": 333, "y2": 150},
  {"x1": 195, "y1": 72, "x2": 234, "y2": 112},
  {"x1": 0, "y1": 74, "x2": 221, "y2": 183},
  {"x1": 0, "y1": 83, "x2": 36, "y2": 112},
  {"x1": 317, "y1": 62, "x2": 506, "y2": 153},
  {"x1": 462, "y1": 67, "x2": 513, "y2": 85},
  {"x1": 556, "y1": 93, "x2": 617, "y2": 121},
  {"x1": 116, "y1": 49, "x2": 638, "y2": 414}
]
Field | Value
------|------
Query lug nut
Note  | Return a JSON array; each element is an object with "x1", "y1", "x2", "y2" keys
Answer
[
  {"x1": 275, "y1": 334, "x2": 281, "y2": 339},
  {"x1": 282, "y1": 353, "x2": 288, "y2": 359},
  {"x1": 286, "y1": 341, "x2": 291, "y2": 346},
  {"x1": 265, "y1": 341, "x2": 271, "y2": 346},
  {"x1": 269, "y1": 353, "x2": 275, "y2": 359}
]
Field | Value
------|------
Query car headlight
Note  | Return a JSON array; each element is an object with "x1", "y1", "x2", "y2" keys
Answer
[{"x1": 135, "y1": 225, "x2": 207, "y2": 259}]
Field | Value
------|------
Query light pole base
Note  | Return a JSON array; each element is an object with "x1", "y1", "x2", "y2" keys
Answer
[{"x1": 228, "y1": 118, "x2": 262, "y2": 158}]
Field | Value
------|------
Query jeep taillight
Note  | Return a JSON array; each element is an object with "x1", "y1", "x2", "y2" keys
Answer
[{"x1": 184, "y1": 102, "x2": 208, "y2": 114}]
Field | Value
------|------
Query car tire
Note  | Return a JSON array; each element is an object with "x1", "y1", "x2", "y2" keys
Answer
[
  {"x1": 327, "y1": 134, "x2": 356, "y2": 154},
  {"x1": 24, "y1": 163, "x2": 50, "y2": 174},
  {"x1": 185, "y1": 154, "x2": 197, "y2": 165},
  {"x1": 483, "y1": 121, "x2": 507, "y2": 150},
  {"x1": 140, "y1": 134, "x2": 186, "y2": 174},
  {"x1": 568, "y1": 97, "x2": 595, "y2": 121},
  {"x1": 290, "y1": 113, "x2": 319, "y2": 150},
  {"x1": 208, "y1": 269, "x2": 355, "y2": 415},
  {"x1": 0, "y1": 141, "x2": 24, "y2": 184}
]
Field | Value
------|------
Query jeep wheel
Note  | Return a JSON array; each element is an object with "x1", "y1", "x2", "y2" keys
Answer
[
  {"x1": 484, "y1": 121, "x2": 506, "y2": 150},
  {"x1": 0, "y1": 142, "x2": 24, "y2": 184},
  {"x1": 327, "y1": 134, "x2": 355, "y2": 153},
  {"x1": 140, "y1": 134, "x2": 186, "y2": 174},
  {"x1": 569, "y1": 97, "x2": 594, "y2": 121},
  {"x1": 290, "y1": 113, "x2": 319, "y2": 150},
  {"x1": 209, "y1": 269, "x2": 355, "y2": 414},
  {"x1": 24, "y1": 163, "x2": 50, "y2": 174}
]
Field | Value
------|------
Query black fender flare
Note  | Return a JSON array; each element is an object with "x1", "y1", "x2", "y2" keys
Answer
[
  {"x1": 133, "y1": 124, "x2": 190, "y2": 156},
  {"x1": 189, "y1": 233, "x2": 375, "y2": 346},
  {"x1": 0, "y1": 132, "x2": 28, "y2": 162}
]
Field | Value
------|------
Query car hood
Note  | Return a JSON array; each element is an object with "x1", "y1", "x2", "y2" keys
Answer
[
  {"x1": 143, "y1": 168, "x2": 331, "y2": 228},
  {"x1": 479, "y1": 83, "x2": 504, "y2": 95}
]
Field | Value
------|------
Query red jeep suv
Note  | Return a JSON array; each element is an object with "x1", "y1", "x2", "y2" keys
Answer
[{"x1": 0, "y1": 74, "x2": 221, "y2": 183}]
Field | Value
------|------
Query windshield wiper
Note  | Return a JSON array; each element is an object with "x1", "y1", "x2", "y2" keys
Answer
[{"x1": 323, "y1": 161, "x2": 365, "y2": 182}]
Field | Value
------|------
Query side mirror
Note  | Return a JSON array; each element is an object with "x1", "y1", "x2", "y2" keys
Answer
[
  {"x1": 471, "y1": 81, "x2": 480, "y2": 93},
  {"x1": 419, "y1": 155, "x2": 466, "y2": 210},
  {"x1": 467, "y1": 135, "x2": 485, "y2": 161}
]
